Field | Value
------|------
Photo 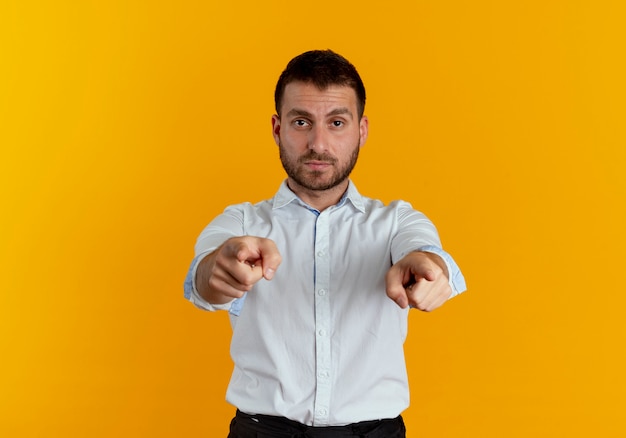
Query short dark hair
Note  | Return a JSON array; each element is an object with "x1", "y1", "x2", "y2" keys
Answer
[{"x1": 274, "y1": 50, "x2": 366, "y2": 118}]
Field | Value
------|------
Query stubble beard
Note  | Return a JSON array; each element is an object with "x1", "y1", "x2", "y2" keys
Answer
[{"x1": 279, "y1": 142, "x2": 360, "y2": 192}]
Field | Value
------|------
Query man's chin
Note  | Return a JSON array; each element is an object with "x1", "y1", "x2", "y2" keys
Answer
[{"x1": 299, "y1": 177, "x2": 346, "y2": 192}]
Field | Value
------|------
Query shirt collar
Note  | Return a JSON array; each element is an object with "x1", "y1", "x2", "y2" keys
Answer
[{"x1": 272, "y1": 180, "x2": 366, "y2": 214}]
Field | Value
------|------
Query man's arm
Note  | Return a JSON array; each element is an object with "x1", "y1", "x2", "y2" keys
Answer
[
  {"x1": 195, "y1": 236, "x2": 282, "y2": 305},
  {"x1": 388, "y1": 203, "x2": 466, "y2": 310},
  {"x1": 183, "y1": 205, "x2": 281, "y2": 310}
]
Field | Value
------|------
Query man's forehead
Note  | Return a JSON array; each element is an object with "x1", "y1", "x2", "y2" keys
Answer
[{"x1": 281, "y1": 81, "x2": 358, "y2": 111}]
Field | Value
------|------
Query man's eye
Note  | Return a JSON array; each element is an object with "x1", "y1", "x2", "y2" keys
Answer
[
  {"x1": 331, "y1": 120, "x2": 344, "y2": 127},
  {"x1": 294, "y1": 120, "x2": 309, "y2": 127}
]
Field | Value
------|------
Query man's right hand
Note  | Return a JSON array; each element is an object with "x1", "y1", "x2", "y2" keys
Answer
[{"x1": 195, "y1": 236, "x2": 282, "y2": 305}]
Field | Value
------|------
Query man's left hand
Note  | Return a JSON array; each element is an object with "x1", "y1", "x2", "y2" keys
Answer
[{"x1": 385, "y1": 251, "x2": 452, "y2": 311}]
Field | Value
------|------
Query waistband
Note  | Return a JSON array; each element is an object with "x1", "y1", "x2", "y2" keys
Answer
[{"x1": 234, "y1": 409, "x2": 404, "y2": 437}]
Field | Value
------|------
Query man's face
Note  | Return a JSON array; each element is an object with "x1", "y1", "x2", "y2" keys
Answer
[{"x1": 272, "y1": 81, "x2": 368, "y2": 193}]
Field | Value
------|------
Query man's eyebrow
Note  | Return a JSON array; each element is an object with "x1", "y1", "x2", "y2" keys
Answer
[
  {"x1": 285, "y1": 107, "x2": 353, "y2": 119},
  {"x1": 285, "y1": 108, "x2": 314, "y2": 118},
  {"x1": 327, "y1": 107, "x2": 353, "y2": 119}
]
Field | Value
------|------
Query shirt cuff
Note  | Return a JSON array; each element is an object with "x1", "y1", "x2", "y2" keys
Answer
[
  {"x1": 417, "y1": 245, "x2": 467, "y2": 297},
  {"x1": 183, "y1": 252, "x2": 234, "y2": 311}
]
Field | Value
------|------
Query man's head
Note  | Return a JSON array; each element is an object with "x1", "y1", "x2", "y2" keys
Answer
[
  {"x1": 274, "y1": 50, "x2": 366, "y2": 119},
  {"x1": 271, "y1": 51, "x2": 369, "y2": 206}
]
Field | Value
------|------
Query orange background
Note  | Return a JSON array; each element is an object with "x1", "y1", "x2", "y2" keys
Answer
[{"x1": 2, "y1": 1, "x2": 625, "y2": 436}]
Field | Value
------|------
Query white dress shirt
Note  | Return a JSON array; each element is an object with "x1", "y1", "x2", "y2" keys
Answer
[{"x1": 184, "y1": 180, "x2": 466, "y2": 426}]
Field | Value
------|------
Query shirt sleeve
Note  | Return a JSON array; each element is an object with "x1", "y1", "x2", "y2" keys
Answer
[
  {"x1": 182, "y1": 204, "x2": 247, "y2": 311},
  {"x1": 391, "y1": 201, "x2": 467, "y2": 298}
]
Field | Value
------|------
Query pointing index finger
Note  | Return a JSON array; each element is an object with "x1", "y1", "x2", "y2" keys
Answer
[{"x1": 256, "y1": 238, "x2": 282, "y2": 280}]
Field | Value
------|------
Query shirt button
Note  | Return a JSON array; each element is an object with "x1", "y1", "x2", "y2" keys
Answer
[
  {"x1": 318, "y1": 329, "x2": 327, "y2": 336},
  {"x1": 317, "y1": 251, "x2": 324, "y2": 257},
  {"x1": 318, "y1": 371, "x2": 330, "y2": 378},
  {"x1": 317, "y1": 408, "x2": 327, "y2": 416},
  {"x1": 318, "y1": 289, "x2": 326, "y2": 296}
]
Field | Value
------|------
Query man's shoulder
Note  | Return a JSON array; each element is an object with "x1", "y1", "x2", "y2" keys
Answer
[
  {"x1": 219, "y1": 181, "x2": 287, "y2": 212},
  {"x1": 345, "y1": 182, "x2": 414, "y2": 213},
  {"x1": 358, "y1": 195, "x2": 414, "y2": 212},
  {"x1": 355, "y1": 194, "x2": 432, "y2": 226},
  {"x1": 223, "y1": 197, "x2": 274, "y2": 213}
]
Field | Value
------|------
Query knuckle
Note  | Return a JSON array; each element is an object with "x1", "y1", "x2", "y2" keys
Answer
[
  {"x1": 207, "y1": 276, "x2": 221, "y2": 291},
  {"x1": 240, "y1": 272, "x2": 259, "y2": 289},
  {"x1": 415, "y1": 300, "x2": 430, "y2": 312},
  {"x1": 386, "y1": 284, "x2": 401, "y2": 298},
  {"x1": 214, "y1": 249, "x2": 230, "y2": 265}
]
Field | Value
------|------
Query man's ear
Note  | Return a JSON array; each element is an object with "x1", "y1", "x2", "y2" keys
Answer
[
  {"x1": 359, "y1": 115, "x2": 369, "y2": 148},
  {"x1": 271, "y1": 114, "x2": 281, "y2": 146}
]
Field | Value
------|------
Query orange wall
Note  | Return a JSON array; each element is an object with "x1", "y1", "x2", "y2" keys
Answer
[{"x1": 1, "y1": 1, "x2": 625, "y2": 436}]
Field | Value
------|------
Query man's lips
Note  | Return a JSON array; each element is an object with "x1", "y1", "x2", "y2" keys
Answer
[{"x1": 304, "y1": 161, "x2": 332, "y2": 170}]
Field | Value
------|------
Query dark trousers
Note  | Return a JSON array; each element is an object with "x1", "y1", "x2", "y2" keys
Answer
[{"x1": 228, "y1": 410, "x2": 406, "y2": 438}]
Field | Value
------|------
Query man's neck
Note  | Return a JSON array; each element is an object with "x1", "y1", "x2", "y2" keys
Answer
[{"x1": 286, "y1": 179, "x2": 349, "y2": 212}]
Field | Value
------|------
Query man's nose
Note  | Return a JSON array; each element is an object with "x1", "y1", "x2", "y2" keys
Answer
[{"x1": 308, "y1": 125, "x2": 329, "y2": 153}]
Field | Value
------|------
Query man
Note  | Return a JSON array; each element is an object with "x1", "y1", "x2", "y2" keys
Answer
[{"x1": 184, "y1": 49, "x2": 466, "y2": 437}]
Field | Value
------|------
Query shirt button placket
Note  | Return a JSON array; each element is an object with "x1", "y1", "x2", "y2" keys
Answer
[{"x1": 313, "y1": 211, "x2": 331, "y2": 426}]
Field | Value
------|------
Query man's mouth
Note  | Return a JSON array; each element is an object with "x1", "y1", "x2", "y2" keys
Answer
[{"x1": 304, "y1": 160, "x2": 332, "y2": 170}]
